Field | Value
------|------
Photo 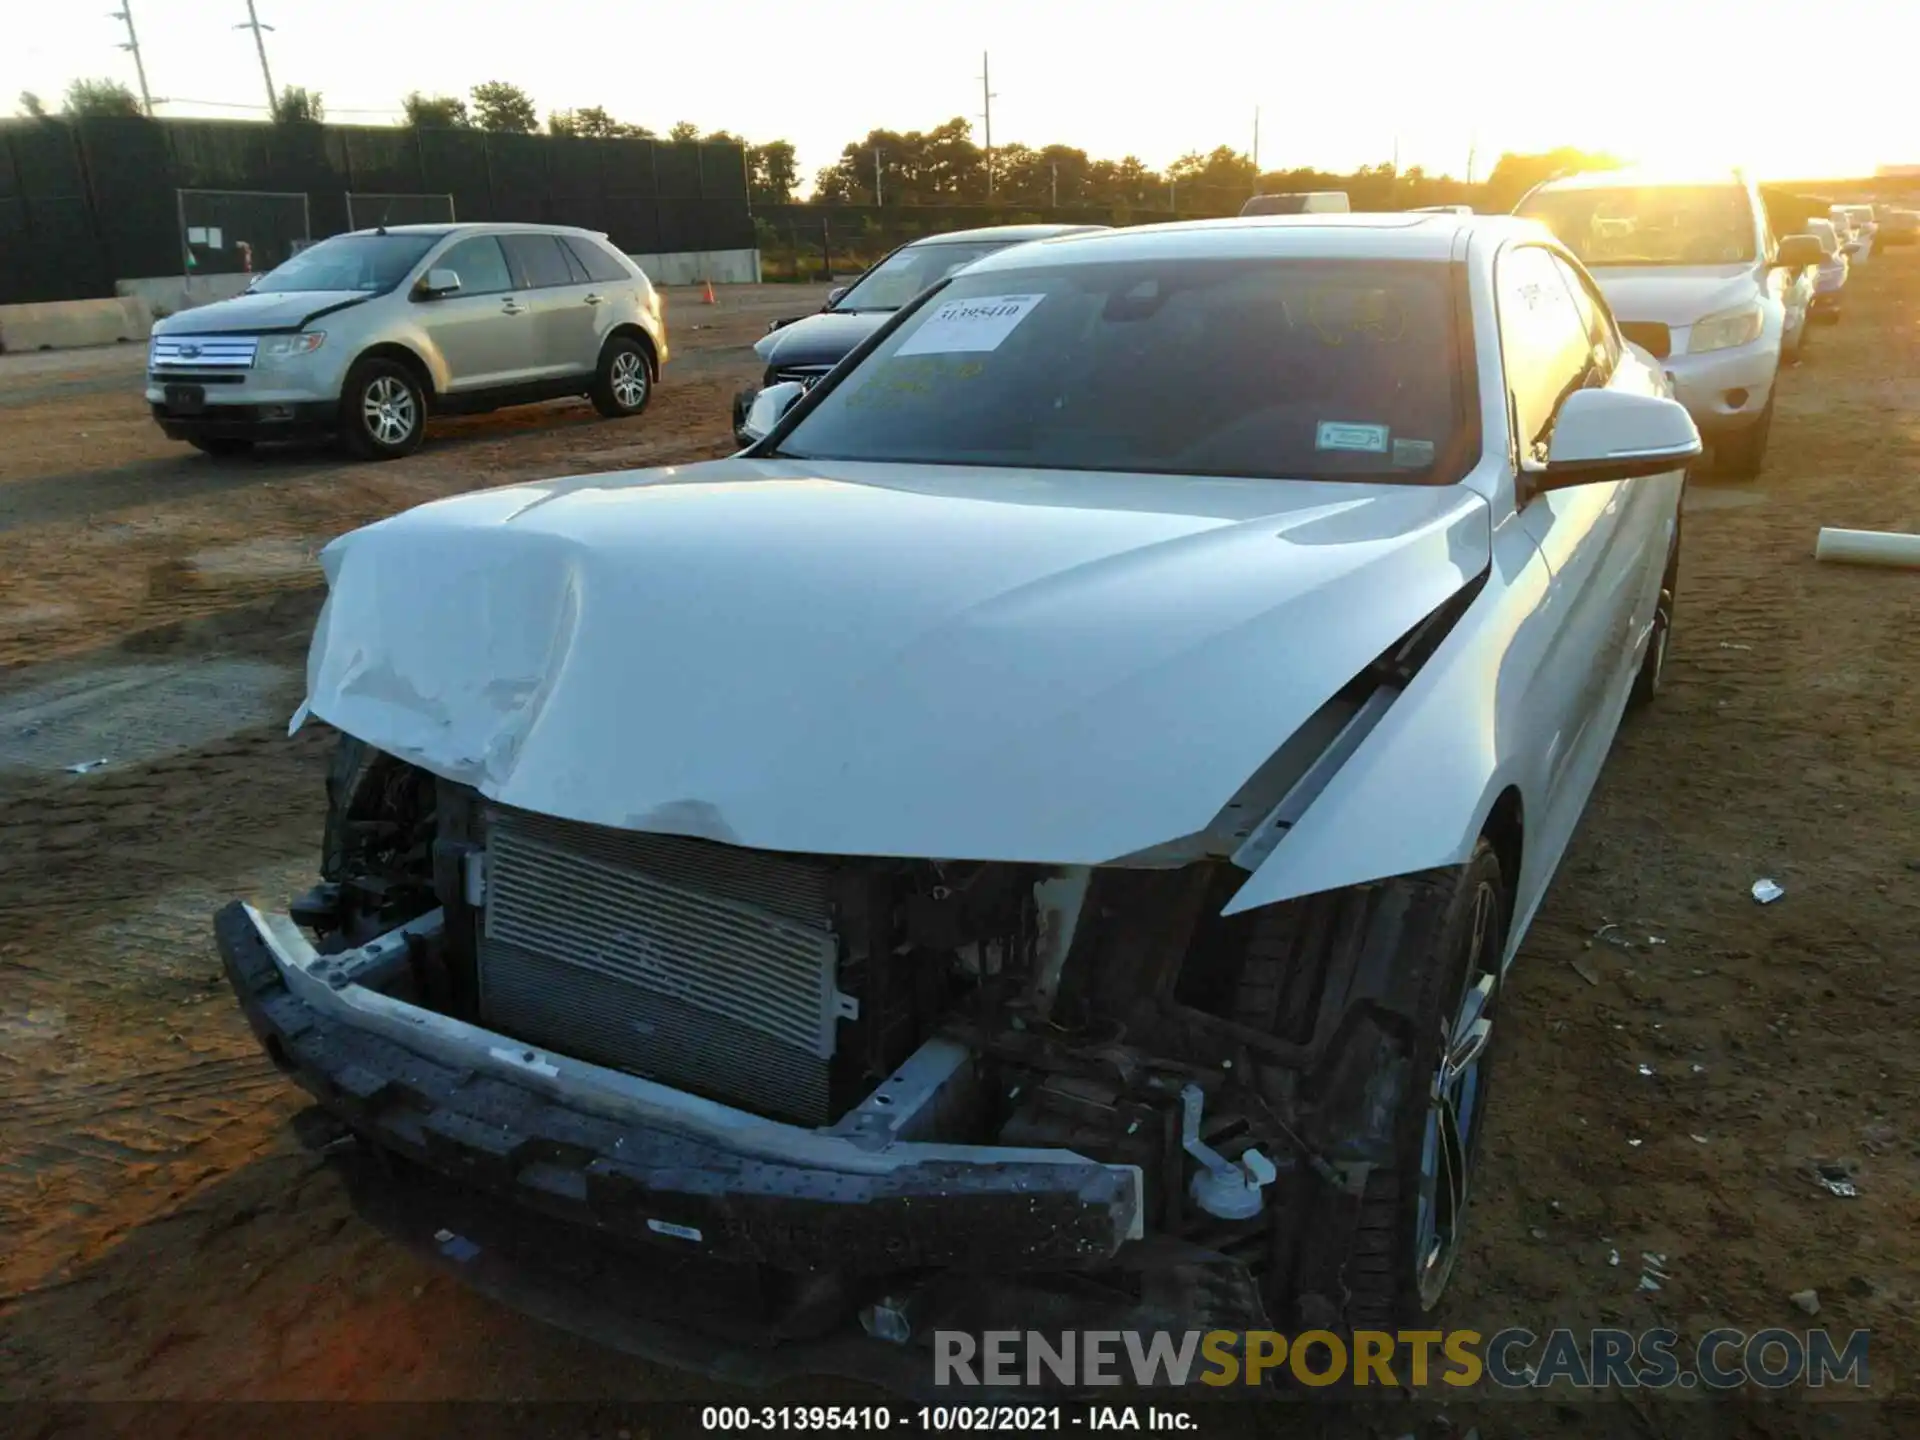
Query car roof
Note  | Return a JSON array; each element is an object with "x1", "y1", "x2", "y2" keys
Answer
[
  {"x1": 337, "y1": 221, "x2": 607, "y2": 240},
  {"x1": 906, "y1": 223, "x2": 1109, "y2": 247},
  {"x1": 959, "y1": 211, "x2": 1551, "y2": 270},
  {"x1": 1530, "y1": 166, "x2": 1746, "y2": 193}
]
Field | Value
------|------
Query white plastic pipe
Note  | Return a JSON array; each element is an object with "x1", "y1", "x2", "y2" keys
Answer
[{"x1": 1815, "y1": 527, "x2": 1920, "y2": 568}]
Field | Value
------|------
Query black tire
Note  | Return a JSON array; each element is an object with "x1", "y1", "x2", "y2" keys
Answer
[
  {"x1": 1629, "y1": 518, "x2": 1681, "y2": 710},
  {"x1": 186, "y1": 435, "x2": 254, "y2": 458},
  {"x1": 590, "y1": 336, "x2": 653, "y2": 419},
  {"x1": 339, "y1": 357, "x2": 427, "y2": 461},
  {"x1": 1260, "y1": 842, "x2": 1508, "y2": 1330},
  {"x1": 1714, "y1": 391, "x2": 1774, "y2": 480}
]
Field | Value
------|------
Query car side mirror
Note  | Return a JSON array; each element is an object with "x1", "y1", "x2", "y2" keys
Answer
[
  {"x1": 418, "y1": 268, "x2": 462, "y2": 298},
  {"x1": 1773, "y1": 234, "x2": 1825, "y2": 269},
  {"x1": 738, "y1": 380, "x2": 807, "y2": 445},
  {"x1": 1538, "y1": 388, "x2": 1701, "y2": 490},
  {"x1": 825, "y1": 286, "x2": 849, "y2": 309}
]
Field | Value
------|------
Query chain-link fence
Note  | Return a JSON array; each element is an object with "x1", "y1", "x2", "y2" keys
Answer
[
  {"x1": 176, "y1": 188, "x2": 309, "y2": 277},
  {"x1": 344, "y1": 191, "x2": 456, "y2": 229}
]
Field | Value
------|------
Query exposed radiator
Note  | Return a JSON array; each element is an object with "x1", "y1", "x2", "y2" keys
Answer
[{"x1": 477, "y1": 807, "x2": 854, "y2": 1124}]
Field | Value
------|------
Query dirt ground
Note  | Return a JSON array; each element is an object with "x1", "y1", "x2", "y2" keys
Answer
[{"x1": 0, "y1": 264, "x2": 1915, "y2": 1434}]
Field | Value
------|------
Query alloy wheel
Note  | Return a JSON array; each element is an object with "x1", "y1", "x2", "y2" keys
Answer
[
  {"x1": 610, "y1": 350, "x2": 648, "y2": 410},
  {"x1": 362, "y1": 375, "x2": 417, "y2": 447},
  {"x1": 1414, "y1": 879, "x2": 1500, "y2": 1309}
]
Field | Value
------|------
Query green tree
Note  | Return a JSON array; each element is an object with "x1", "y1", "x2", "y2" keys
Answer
[
  {"x1": 1168, "y1": 145, "x2": 1257, "y2": 211},
  {"x1": 18, "y1": 91, "x2": 47, "y2": 119},
  {"x1": 403, "y1": 91, "x2": 470, "y2": 128},
  {"x1": 814, "y1": 119, "x2": 985, "y2": 204},
  {"x1": 551, "y1": 105, "x2": 652, "y2": 139},
  {"x1": 749, "y1": 139, "x2": 797, "y2": 204},
  {"x1": 470, "y1": 81, "x2": 538, "y2": 134},
  {"x1": 271, "y1": 85, "x2": 324, "y2": 124},
  {"x1": 667, "y1": 120, "x2": 702, "y2": 143},
  {"x1": 62, "y1": 78, "x2": 142, "y2": 118}
]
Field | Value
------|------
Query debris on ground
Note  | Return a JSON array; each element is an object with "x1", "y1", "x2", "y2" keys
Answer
[
  {"x1": 1751, "y1": 878, "x2": 1785, "y2": 904},
  {"x1": 1571, "y1": 958, "x2": 1601, "y2": 986},
  {"x1": 433, "y1": 1229, "x2": 481, "y2": 1263},
  {"x1": 1815, "y1": 1163, "x2": 1859, "y2": 1198},
  {"x1": 64, "y1": 757, "x2": 108, "y2": 774},
  {"x1": 1790, "y1": 1289, "x2": 1821, "y2": 1316}
]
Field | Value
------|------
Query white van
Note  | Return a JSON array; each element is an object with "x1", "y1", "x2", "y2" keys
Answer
[{"x1": 1239, "y1": 191, "x2": 1350, "y2": 216}]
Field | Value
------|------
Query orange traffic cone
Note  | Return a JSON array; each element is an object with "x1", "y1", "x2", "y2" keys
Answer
[{"x1": 701, "y1": 279, "x2": 716, "y2": 305}]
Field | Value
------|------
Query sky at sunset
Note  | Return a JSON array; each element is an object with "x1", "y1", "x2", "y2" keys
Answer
[{"x1": 3, "y1": 0, "x2": 1909, "y2": 189}]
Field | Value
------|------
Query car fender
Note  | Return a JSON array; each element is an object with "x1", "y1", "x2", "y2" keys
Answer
[{"x1": 1224, "y1": 515, "x2": 1552, "y2": 946}]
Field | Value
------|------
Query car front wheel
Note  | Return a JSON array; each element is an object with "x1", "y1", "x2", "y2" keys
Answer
[
  {"x1": 591, "y1": 337, "x2": 652, "y2": 419},
  {"x1": 1251, "y1": 841, "x2": 1509, "y2": 1328},
  {"x1": 340, "y1": 359, "x2": 426, "y2": 461}
]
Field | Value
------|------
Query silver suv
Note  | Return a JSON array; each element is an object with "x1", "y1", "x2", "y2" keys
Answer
[{"x1": 146, "y1": 223, "x2": 670, "y2": 461}]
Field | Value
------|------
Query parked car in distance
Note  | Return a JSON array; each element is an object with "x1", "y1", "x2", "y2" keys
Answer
[
  {"x1": 733, "y1": 224, "x2": 1105, "y2": 443},
  {"x1": 1832, "y1": 204, "x2": 1875, "y2": 261},
  {"x1": 1516, "y1": 168, "x2": 1823, "y2": 477},
  {"x1": 1876, "y1": 207, "x2": 1919, "y2": 246},
  {"x1": 1240, "y1": 190, "x2": 1351, "y2": 215},
  {"x1": 218, "y1": 213, "x2": 1701, "y2": 1391},
  {"x1": 1804, "y1": 218, "x2": 1850, "y2": 324},
  {"x1": 146, "y1": 223, "x2": 668, "y2": 461}
]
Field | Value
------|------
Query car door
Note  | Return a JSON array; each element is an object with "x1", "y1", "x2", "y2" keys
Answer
[
  {"x1": 413, "y1": 234, "x2": 538, "y2": 393},
  {"x1": 501, "y1": 233, "x2": 599, "y2": 380},
  {"x1": 1498, "y1": 243, "x2": 1654, "y2": 867}
]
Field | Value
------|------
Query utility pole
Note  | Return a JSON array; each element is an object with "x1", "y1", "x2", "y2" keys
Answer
[
  {"x1": 1050, "y1": 162, "x2": 1058, "y2": 209},
  {"x1": 979, "y1": 51, "x2": 995, "y2": 198},
  {"x1": 236, "y1": 0, "x2": 277, "y2": 114},
  {"x1": 1466, "y1": 130, "x2": 1478, "y2": 187},
  {"x1": 874, "y1": 147, "x2": 883, "y2": 206},
  {"x1": 1252, "y1": 106, "x2": 1260, "y2": 174},
  {"x1": 111, "y1": 3, "x2": 154, "y2": 116}
]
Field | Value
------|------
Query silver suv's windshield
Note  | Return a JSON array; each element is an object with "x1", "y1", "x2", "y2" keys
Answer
[
  {"x1": 249, "y1": 233, "x2": 441, "y2": 294},
  {"x1": 832, "y1": 241, "x2": 1016, "y2": 312},
  {"x1": 777, "y1": 258, "x2": 1465, "y2": 483},
  {"x1": 1517, "y1": 185, "x2": 1757, "y2": 266}
]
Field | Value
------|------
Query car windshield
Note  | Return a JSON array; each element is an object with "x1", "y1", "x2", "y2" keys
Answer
[
  {"x1": 832, "y1": 240, "x2": 1018, "y2": 312},
  {"x1": 1517, "y1": 185, "x2": 1756, "y2": 266},
  {"x1": 248, "y1": 233, "x2": 440, "y2": 294},
  {"x1": 776, "y1": 258, "x2": 1464, "y2": 484}
]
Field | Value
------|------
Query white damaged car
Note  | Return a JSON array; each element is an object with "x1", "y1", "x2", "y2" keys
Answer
[{"x1": 217, "y1": 214, "x2": 1699, "y2": 1393}]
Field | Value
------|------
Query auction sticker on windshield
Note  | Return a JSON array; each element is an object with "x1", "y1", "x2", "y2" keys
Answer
[
  {"x1": 896, "y1": 294, "x2": 1046, "y2": 356},
  {"x1": 1316, "y1": 421, "x2": 1391, "y2": 453}
]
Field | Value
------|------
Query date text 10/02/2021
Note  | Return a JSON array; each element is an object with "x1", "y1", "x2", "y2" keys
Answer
[{"x1": 702, "y1": 1407, "x2": 1196, "y2": 1431}]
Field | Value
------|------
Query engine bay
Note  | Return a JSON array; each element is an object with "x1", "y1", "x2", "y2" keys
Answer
[{"x1": 290, "y1": 739, "x2": 1393, "y2": 1287}]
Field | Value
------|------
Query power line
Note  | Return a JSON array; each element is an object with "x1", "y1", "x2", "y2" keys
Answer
[
  {"x1": 110, "y1": 4, "x2": 154, "y2": 117},
  {"x1": 235, "y1": 0, "x2": 276, "y2": 112},
  {"x1": 979, "y1": 52, "x2": 995, "y2": 197}
]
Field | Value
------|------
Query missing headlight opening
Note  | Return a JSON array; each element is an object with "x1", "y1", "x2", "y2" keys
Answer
[{"x1": 221, "y1": 571, "x2": 1498, "y2": 1370}]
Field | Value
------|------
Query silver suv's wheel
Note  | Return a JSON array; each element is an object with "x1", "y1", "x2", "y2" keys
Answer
[
  {"x1": 591, "y1": 337, "x2": 653, "y2": 419},
  {"x1": 341, "y1": 358, "x2": 427, "y2": 461}
]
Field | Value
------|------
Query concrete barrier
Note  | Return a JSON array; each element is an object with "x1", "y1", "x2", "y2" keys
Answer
[
  {"x1": 625, "y1": 247, "x2": 763, "y2": 285},
  {"x1": 0, "y1": 296, "x2": 154, "y2": 353},
  {"x1": 116, "y1": 273, "x2": 253, "y2": 318}
]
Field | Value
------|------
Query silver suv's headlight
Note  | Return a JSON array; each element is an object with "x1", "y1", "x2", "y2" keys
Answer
[
  {"x1": 262, "y1": 332, "x2": 326, "y2": 358},
  {"x1": 1688, "y1": 304, "x2": 1763, "y2": 354}
]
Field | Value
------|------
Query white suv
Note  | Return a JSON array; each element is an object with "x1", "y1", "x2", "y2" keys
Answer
[
  {"x1": 147, "y1": 223, "x2": 670, "y2": 461},
  {"x1": 1516, "y1": 170, "x2": 1823, "y2": 477}
]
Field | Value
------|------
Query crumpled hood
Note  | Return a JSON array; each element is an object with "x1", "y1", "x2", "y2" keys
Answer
[
  {"x1": 303, "y1": 459, "x2": 1490, "y2": 864},
  {"x1": 753, "y1": 311, "x2": 891, "y2": 369},
  {"x1": 157, "y1": 289, "x2": 371, "y2": 335},
  {"x1": 1586, "y1": 266, "x2": 1759, "y2": 327}
]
